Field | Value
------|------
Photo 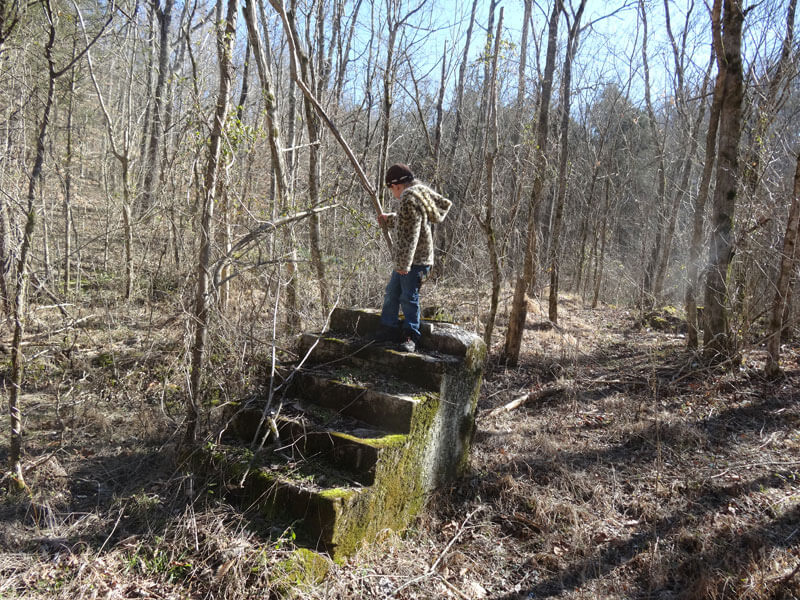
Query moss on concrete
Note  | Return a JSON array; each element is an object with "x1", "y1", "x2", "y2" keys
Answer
[
  {"x1": 330, "y1": 431, "x2": 406, "y2": 449},
  {"x1": 318, "y1": 488, "x2": 357, "y2": 502},
  {"x1": 320, "y1": 391, "x2": 442, "y2": 560}
]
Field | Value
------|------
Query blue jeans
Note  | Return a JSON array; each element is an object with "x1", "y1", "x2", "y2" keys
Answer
[{"x1": 380, "y1": 265, "x2": 431, "y2": 342}]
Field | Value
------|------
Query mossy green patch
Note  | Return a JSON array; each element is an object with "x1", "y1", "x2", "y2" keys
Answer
[
  {"x1": 330, "y1": 431, "x2": 406, "y2": 449},
  {"x1": 271, "y1": 548, "x2": 330, "y2": 597},
  {"x1": 318, "y1": 488, "x2": 356, "y2": 502},
  {"x1": 639, "y1": 306, "x2": 687, "y2": 333}
]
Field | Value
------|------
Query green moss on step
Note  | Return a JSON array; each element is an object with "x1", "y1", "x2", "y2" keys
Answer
[
  {"x1": 321, "y1": 392, "x2": 441, "y2": 559},
  {"x1": 318, "y1": 488, "x2": 356, "y2": 502},
  {"x1": 330, "y1": 431, "x2": 406, "y2": 449}
]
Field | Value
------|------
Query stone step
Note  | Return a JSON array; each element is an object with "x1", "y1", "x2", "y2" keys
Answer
[
  {"x1": 210, "y1": 445, "x2": 367, "y2": 555},
  {"x1": 287, "y1": 367, "x2": 432, "y2": 434},
  {"x1": 209, "y1": 307, "x2": 487, "y2": 560},
  {"x1": 226, "y1": 403, "x2": 405, "y2": 486},
  {"x1": 327, "y1": 307, "x2": 479, "y2": 358},
  {"x1": 328, "y1": 307, "x2": 433, "y2": 338},
  {"x1": 297, "y1": 333, "x2": 460, "y2": 391}
]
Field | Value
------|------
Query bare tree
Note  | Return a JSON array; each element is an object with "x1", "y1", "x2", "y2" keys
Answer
[
  {"x1": 284, "y1": 0, "x2": 330, "y2": 313},
  {"x1": 703, "y1": 0, "x2": 747, "y2": 361},
  {"x1": 7, "y1": 0, "x2": 110, "y2": 490},
  {"x1": 6, "y1": 6, "x2": 55, "y2": 484},
  {"x1": 481, "y1": 8, "x2": 503, "y2": 345},
  {"x1": 502, "y1": 0, "x2": 561, "y2": 366},
  {"x1": 652, "y1": 0, "x2": 708, "y2": 299},
  {"x1": 77, "y1": 2, "x2": 137, "y2": 301},
  {"x1": 638, "y1": 0, "x2": 668, "y2": 306},
  {"x1": 185, "y1": 0, "x2": 238, "y2": 448},
  {"x1": 0, "y1": 0, "x2": 21, "y2": 59},
  {"x1": 548, "y1": 0, "x2": 586, "y2": 324},
  {"x1": 765, "y1": 152, "x2": 800, "y2": 377},
  {"x1": 140, "y1": 0, "x2": 175, "y2": 214},
  {"x1": 268, "y1": 0, "x2": 393, "y2": 252},
  {"x1": 445, "y1": 0, "x2": 478, "y2": 169},
  {"x1": 686, "y1": 47, "x2": 724, "y2": 350},
  {"x1": 741, "y1": 0, "x2": 797, "y2": 197},
  {"x1": 375, "y1": 0, "x2": 426, "y2": 196}
]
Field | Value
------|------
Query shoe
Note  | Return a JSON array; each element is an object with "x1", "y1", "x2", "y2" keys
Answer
[
  {"x1": 372, "y1": 326, "x2": 399, "y2": 344},
  {"x1": 398, "y1": 337, "x2": 416, "y2": 353}
]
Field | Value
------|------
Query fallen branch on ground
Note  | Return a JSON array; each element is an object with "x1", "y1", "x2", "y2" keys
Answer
[{"x1": 488, "y1": 382, "x2": 567, "y2": 416}]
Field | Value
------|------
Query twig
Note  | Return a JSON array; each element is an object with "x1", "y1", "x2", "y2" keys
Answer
[
  {"x1": 488, "y1": 383, "x2": 566, "y2": 416},
  {"x1": 439, "y1": 575, "x2": 471, "y2": 600},
  {"x1": 709, "y1": 460, "x2": 800, "y2": 479},
  {"x1": 21, "y1": 315, "x2": 96, "y2": 341},
  {"x1": 774, "y1": 560, "x2": 800, "y2": 586},
  {"x1": 392, "y1": 505, "x2": 484, "y2": 597},
  {"x1": 97, "y1": 505, "x2": 125, "y2": 555},
  {"x1": 29, "y1": 273, "x2": 70, "y2": 318}
]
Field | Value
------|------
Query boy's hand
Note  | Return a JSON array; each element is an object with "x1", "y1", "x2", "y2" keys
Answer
[{"x1": 377, "y1": 213, "x2": 389, "y2": 226}]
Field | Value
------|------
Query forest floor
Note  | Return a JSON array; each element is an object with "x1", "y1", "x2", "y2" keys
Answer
[{"x1": 1, "y1": 291, "x2": 799, "y2": 599}]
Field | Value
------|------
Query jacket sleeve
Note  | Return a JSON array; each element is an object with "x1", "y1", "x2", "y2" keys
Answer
[
  {"x1": 384, "y1": 212, "x2": 398, "y2": 228},
  {"x1": 394, "y1": 198, "x2": 421, "y2": 272}
]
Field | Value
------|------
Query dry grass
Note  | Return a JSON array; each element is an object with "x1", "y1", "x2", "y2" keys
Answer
[{"x1": 1, "y1": 284, "x2": 799, "y2": 599}]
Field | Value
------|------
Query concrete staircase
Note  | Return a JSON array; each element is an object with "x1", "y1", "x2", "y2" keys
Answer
[{"x1": 210, "y1": 307, "x2": 486, "y2": 559}]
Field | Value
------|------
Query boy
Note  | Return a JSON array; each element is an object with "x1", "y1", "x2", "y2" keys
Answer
[{"x1": 375, "y1": 164, "x2": 452, "y2": 352}]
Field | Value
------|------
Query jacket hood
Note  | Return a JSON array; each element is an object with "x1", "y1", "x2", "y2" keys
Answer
[{"x1": 402, "y1": 184, "x2": 452, "y2": 224}]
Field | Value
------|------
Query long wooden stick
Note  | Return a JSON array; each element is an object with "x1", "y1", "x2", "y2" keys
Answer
[{"x1": 268, "y1": 0, "x2": 392, "y2": 253}]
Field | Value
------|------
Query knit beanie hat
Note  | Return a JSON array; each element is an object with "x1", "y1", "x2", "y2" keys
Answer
[{"x1": 384, "y1": 163, "x2": 415, "y2": 186}]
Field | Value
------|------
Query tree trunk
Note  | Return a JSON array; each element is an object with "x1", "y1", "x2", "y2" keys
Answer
[
  {"x1": 765, "y1": 152, "x2": 800, "y2": 377},
  {"x1": 140, "y1": 0, "x2": 174, "y2": 214},
  {"x1": 268, "y1": 0, "x2": 392, "y2": 252},
  {"x1": 78, "y1": 4, "x2": 136, "y2": 300},
  {"x1": 63, "y1": 45, "x2": 76, "y2": 297},
  {"x1": 185, "y1": 0, "x2": 237, "y2": 449},
  {"x1": 703, "y1": 0, "x2": 745, "y2": 361},
  {"x1": 246, "y1": 0, "x2": 303, "y2": 331},
  {"x1": 333, "y1": 0, "x2": 363, "y2": 104},
  {"x1": 8, "y1": 0, "x2": 60, "y2": 492},
  {"x1": 592, "y1": 178, "x2": 611, "y2": 308},
  {"x1": 741, "y1": 0, "x2": 797, "y2": 197},
  {"x1": 502, "y1": 0, "x2": 560, "y2": 366},
  {"x1": 654, "y1": 55, "x2": 714, "y2": 301},
  {"x1": 548, "y1": 0, "x2": 586, "y2": 324},
  {"x1": 475, "y1": 0, "x2": 496, "y2": 155},
  {"x1": 482, "y1": 9, "x2": 503, "y2": 346},
  {"x1": 446, "y1": 0, "x2": 479, "y2": 168},
  {"x1": 638, "y1": 0, "x2": 668, "y2": 305},
  {"x1": 651, "y1": 0, "x2": 706, "y2": 304},
  {"x1": 246, "y1": 0, "x2": 289, "y2": 199},
  {"x1": 286, "y1": 1, "x2": 329, "y2": 314},
  {"x1": 686, "y1": 51, "x2": 723, "y2": 350},
  {"x1": 433, "y1": 41, "x2": 447, "y2": 179}
]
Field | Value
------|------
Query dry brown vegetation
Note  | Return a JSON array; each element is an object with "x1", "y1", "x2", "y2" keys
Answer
[
  {"x1": 1, "y1": 289, "x2": 798, "y2": 599},
  {"x1": 2, "y1": 0, "x2": 799, "y2": 596}
]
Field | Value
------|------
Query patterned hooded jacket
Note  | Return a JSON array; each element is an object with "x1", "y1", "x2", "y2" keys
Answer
[{"x1": 384, "y1": 182, "x2": 452, "y2": 272}]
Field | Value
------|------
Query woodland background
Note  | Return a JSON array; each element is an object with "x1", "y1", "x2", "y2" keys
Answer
[{"x1": 0, "y1": 0, "x2": 799, "y2": 597}]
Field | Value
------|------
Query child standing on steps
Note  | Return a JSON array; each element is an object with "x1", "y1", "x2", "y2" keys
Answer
[{"x1": 374, "y1": 163, "x2": 452, "y2": 353}]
